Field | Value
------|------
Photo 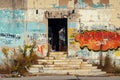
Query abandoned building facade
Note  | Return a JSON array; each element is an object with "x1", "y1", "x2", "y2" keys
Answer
[{"x1": 0, "y1": 0, "x2": 120, "y2": 65}]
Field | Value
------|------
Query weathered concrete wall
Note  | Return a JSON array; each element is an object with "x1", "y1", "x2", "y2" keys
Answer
[
  {"x1": 68, "y1": 0, "x2": 120, "y2": 62},
  {"x1": 0, "y1": 0, "x2": 12, "y2": 9},
  {"x1": 0, "y1": 0, "x2": 120, "y2": 64},
  {"x1": 27, "y1": 0, "x2": 74, "y2": 9},
  {"x1": 0, "y1": 0, "x2": 26, "y2": 9},
  {"x1": 0, "y1": 10, "x2": 25, "y2": 46},
  {"x1": 109, "y1": 0, "x2": 120, "y2": 27},
  {"x1": 25, "y1": 9, "x2": 48, "y2": 57},
  {"x1": 0, "y1": 10, "x2": 25, "y2": 62},
  {"x1": 25, "y1": 9, "x2": 44, "y2": 22}
]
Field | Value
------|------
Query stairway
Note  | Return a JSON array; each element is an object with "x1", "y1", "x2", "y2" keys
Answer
[{"x1": 28, "y1": 52, "x2": 106, "y2": 76}]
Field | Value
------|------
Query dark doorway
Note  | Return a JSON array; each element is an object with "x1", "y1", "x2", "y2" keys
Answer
[{"x1": 48, "y1": 18, "x2": 67, "y2": 51}]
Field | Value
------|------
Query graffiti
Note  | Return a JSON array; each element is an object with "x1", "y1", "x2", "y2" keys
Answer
[
  {"x1": 45, "y1": 9, "x2": 75, "y2": 19},
  {"x1": 75, "y1": 30, "x2": 120, "y2": 51},
  {"x1": 0, "y1": 33, "x2": 20, "y2": 39},
  {"x1": 37, "y1": 33, "x2": 47, "y2": 44},
  {"x1": 37, "y1": 45, "x2": 47, "y2": 57},
  {"x1": 27, "y1": 33, "x2": 47, "y2": 45},
  {"x1": 76, "y1": 22, "x2": 116, "y2": 32},
  {"x1": 26, "y1": 32, "x2": 47, "y2": 57},
  {"x1": 68, "y1": 22, "x2": 78, "y2": 45},
  {"x1": 0, "y1": 10, "x2": 24, "y2": 46},
  {"x1": 27, "y1": 22, "x2": 47, "y2": 45}
]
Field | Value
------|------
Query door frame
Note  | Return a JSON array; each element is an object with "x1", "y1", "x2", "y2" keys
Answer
[{"x1": 47, "y1": 18, "x2": 68, "y2": 52}]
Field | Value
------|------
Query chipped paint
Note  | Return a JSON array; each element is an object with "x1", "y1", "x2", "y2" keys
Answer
[
  {"x1": 0, "y1": 0, "x2": 120, "y2": 64},
  {"x1": 0, "y1": 10, "x2": 25, "y2": 46}
]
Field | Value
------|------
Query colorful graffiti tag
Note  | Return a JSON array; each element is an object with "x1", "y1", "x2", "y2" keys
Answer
[
  {"x1": 27, "y1": 22, "x2": 47, "y2": 57},
  {"x1": 75, "y1": 30, "x2": 120, "y2": 51},
  {"x1": 37, "y1": 45, "x2": 48, "y2": 57}
]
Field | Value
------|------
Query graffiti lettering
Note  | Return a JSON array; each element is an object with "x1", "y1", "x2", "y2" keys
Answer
[
  {"x1": 0, "y1": 33, "x2": 21, "y2": 39},
  {"x1": 37, "y1": 45, "x2": 47, "y2": 57}
]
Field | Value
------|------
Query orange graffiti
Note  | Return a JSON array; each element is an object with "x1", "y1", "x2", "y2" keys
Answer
[
  {"x1": 37, "y1": 45, "x2": 45, "y2": 56},
  {"x1": 75, "y1": 30, "x2": 120, "y2": 51}
]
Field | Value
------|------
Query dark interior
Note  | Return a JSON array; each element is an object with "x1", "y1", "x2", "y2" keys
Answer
[{"x1": 48, "y1": 18, "x2": 67, "y2": 51}]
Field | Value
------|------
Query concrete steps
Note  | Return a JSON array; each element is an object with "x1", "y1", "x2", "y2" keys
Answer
[
  {"x1": 28, "y1": 52, "x2": 106, "y2": 76},
  {"x1": 42, "y1": 67, "x2": 98, "y2": 70},
  {"x1": 37, "y1": 59, "x2": 83, "y2": 65},
  {"x1": 29, "y1": 68, "x2": 106, "y2": 75},
  {"x1": 31, "y1": 65, "x2": 97, "y2": 69}
]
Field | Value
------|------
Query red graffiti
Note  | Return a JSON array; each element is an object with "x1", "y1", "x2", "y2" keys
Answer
[
  {"x1": 37, "y1": 45, "x2": 45, "y2": 56},
  {"x1": 75, "y1": 30, "x2": 120, "y2": 51}
]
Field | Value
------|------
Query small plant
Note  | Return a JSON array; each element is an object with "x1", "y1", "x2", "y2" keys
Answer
[
  {"x1": 0, "y1": 64, "x2": 12, "y2": 74},
  {"x1": 114, "y1": 67, "x2": 120, "y2": 74},
  {"x1": 103, "y1": 54, "x2": 113, "y2": 72},
  {"x1": 0, "y1": 41, "x2": 39, "y2": 75}
]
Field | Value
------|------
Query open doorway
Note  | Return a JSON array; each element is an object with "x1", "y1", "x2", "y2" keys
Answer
[{"x1": 48, "y1": 18, "x2": 67, "y2": 52}]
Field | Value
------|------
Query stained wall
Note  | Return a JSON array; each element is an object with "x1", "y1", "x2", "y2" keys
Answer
[{"x1": 0, "y1": 0, "x2": 120, "y2": 64}]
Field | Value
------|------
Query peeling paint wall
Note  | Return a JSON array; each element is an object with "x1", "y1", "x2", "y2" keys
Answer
[
  {"x1": 0, "y1": 0, "x2": 120, "y2": 64},
  {"x1": 68, "y1": 0, "x2": 120, "y2": 64},
  {"x1": 0, "y1": 10, "x2": 25, "y2": 46},
  {"x1": 0, "y1": 0, "x2": 26, "y2": 61},
  {"x1": 68, "y1": 8, "x2": 120, "y2": 61},
  {"x1": 0, "y1": 0, "x2": 26, "y2": 9},
  {"x1": 26, "y1": 22, "x2": 47, "y2": 56},
  {"x1": 25, "y1": 8, "x2": 48, "y2": 57},
  {"x1": 25, "y1": 9, "x2": 44, "y2": 22}
]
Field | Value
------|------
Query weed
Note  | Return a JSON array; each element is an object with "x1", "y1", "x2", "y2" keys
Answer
[{"x1": 0, "y1": 42, "x2": 39, "y2": 75}]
